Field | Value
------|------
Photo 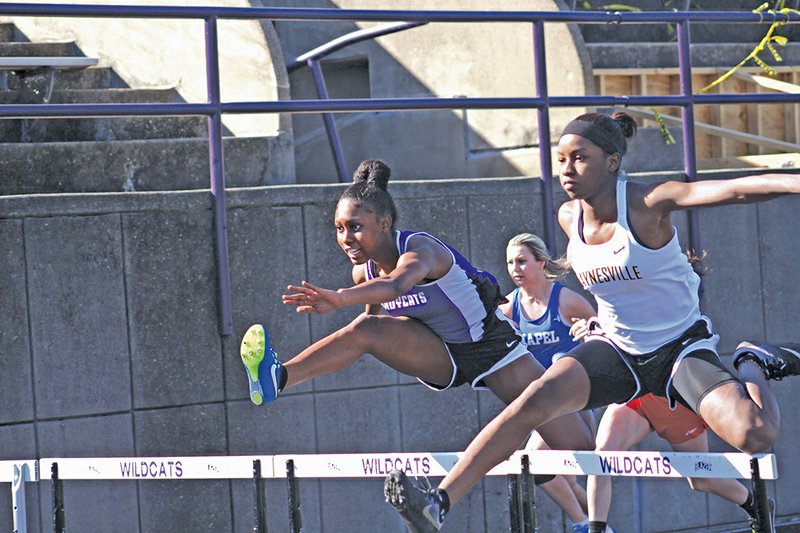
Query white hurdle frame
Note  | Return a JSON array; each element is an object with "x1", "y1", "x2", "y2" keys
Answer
[
  {"x1": 0, "y1": 459, "x2": 39, "y2": 533},
  {"x1": 3, "y1": 451, "x2": 777, "y2": 533}
]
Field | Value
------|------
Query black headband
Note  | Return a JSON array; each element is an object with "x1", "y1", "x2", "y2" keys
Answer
[{"x1": 560, "y1": 118, "x2": 626, "y2": 156}]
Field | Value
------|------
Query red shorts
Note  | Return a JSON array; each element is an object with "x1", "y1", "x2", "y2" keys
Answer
[{"x1": 626, "y1": 393, "x2": 708, "y2": 444}]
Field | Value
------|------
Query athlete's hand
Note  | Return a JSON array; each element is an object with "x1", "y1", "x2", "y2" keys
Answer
[
  {"x1": 570, "y1": 318, "x2": 591, "y2": 341},
  {"x1": 282, "y1": 281, "x2": 343, "y2": 314}
]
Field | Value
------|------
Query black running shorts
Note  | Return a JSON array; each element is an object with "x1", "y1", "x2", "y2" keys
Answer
[
  {"x1": 565, "y1": 318, "x2": 738, "y2": 413},
  {"x1": 419, "y1": 308, "x2": 531, "y2": 391}
]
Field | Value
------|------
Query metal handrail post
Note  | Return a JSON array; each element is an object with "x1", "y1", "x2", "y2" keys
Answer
[
  {"x1": 308, "y1": 58, "x2": 349, "y2": 182},
  {"x1": 205, "y1": 15, "x2": 233, "y2": 336},
  {"x1": 532, "y1": 19, "x2": 557, "y2": 254},
  {"x1": 676, "y1": 19, "x2": 702, "y2": 255}
]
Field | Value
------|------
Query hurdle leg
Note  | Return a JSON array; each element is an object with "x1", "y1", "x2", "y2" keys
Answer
[
  {"x1": 252, "y1": 460, "x2": 266, "y2": 533},
  {"x1": 508, "y1": 474, "x2": 521, "y2": 532},
  {"x1": 12, "y1": 462, "x2": 31, "y2": 533},
  {"x1": 286, "y1": 459, "x2": 302, "y2": 533},
  {"x1": 51, "y1": 462, "x2": 65, "y2": 533},
  {"x1": 749, "y1": 457, "x2": 773, "y2": 533},
  {"x1": 519, "y1": 454, "x2": 536, "y2": 533}
]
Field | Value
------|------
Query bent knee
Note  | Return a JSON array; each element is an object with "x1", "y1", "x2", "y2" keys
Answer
[
  {"x1": 739, "y1": 424, "x2": 778, "y2": 454},
  {"x1": 726, "y1": 419, "x2": 778, "y2": 454},
  {"x1": 340, "y1": 313, "x2": 385, "y2": 347}
]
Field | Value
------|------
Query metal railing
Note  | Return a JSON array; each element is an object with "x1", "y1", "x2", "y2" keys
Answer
[{"x1": 1, "y1": 4, "x2": 799, "y2": 335}]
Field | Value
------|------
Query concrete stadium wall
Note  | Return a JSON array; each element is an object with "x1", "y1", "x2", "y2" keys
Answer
[{"x1": 0, "y1": 174, "x2": 798, "y2": 532}]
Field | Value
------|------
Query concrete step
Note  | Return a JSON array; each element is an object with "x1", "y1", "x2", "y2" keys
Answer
[
  {"x1": 586, "y1": 41, "x2": 800, "y2": 69},
  {"x1": 576, "y1": 0, "x2": 800, "y2": 43},
  {"x1": 0, "y1": 87, "x2": 182, "y2": 104},
  {"x1": 0, "y1": 41, "x2": 83, "y2": 57},
  {"x1": 0, "y1": 136, "x2": 278, "y2": 194},
  {"x1": 579, "y1": 22, "x2": 791, "y2": 44},
  {"x1": 0, "y1": 23, "x2": 25, "y2": 43},
  {"x1": 1, "y1": 67, "x2": 128, "y2": 91},
  {"x1": 0, "y1": 116, "x2": 209, "y2": 143}
]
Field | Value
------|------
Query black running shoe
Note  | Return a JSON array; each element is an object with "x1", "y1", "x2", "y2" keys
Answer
[
  {"x1": 747, "y1": 497, "x2": 776, "y2": 533},
  {"x1": 733, "y1": 342, "x2": 800, "y2": 381},
  {"x1": 384, "y1": 469, "x2": 445, "y2": 532}
]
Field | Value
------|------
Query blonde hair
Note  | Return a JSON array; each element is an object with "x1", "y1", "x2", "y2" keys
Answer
[{"x1": 507, "y1": 233, "x2": 571, "y2": 281}]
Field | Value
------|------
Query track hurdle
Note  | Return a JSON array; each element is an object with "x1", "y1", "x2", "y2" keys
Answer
[
  {"x1": 18, "y1": 451, "x2": 777, "y2": 533},
  {"x1": 273, "y1": 451, "x2": 537, "y2": 532},
  {"x1": 270, "y1": 450, "x2": 778, "y2": 533},
  {"x1": 39, "y1": 456, "x2": 276, "y2": 533}
]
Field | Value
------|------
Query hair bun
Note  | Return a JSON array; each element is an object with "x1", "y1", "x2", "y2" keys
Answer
[
  {"x1": 353, "y1": 159, "x2": 391, "y2": 190},
  {"x1": 611, "y1": 111, "x2": 638, "y2": 140}
]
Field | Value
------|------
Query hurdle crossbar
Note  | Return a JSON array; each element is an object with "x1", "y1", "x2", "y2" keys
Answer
[
  {"x1": 520, "y1": 450, "x2": 778, "y2": 480},
  {"x1": 39, "y1": 455, "x2": 275, "y2": 480},
  {"x1": 271, "y1": 450, "x2": 777, "y2": 479}
]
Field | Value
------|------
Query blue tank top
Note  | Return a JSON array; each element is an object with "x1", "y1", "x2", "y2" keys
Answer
[
  {"x1": 364, "y1": 230, "x2": 499, "y2": 344},
  {"x1": 510, "y1": 282, "x2": 577, "y2": 368}
]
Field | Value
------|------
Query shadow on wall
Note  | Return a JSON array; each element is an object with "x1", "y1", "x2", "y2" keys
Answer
[{"x1": 263, "y1": 0, "x2": 588, "y2": 183}]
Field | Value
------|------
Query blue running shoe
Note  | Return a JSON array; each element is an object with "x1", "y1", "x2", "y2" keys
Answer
[{"x1": 240, "y1": 323, "x2": 283, "y2": 406}]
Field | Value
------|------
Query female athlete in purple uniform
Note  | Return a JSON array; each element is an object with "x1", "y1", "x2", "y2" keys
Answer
[{"x1": 239, "y1": 159, "x2": 593, "y2": 470}]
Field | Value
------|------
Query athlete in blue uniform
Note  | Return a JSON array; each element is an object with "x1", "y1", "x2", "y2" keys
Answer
[
  {"x1": 238, "y1": 160, "x2": 594, "y2": 503},
  {"x1": 386, "y1": 112, "x2": 800, "y2": 533},
  {"x1": 500, "y1": 232, "x2": 598, "y2": 533},
  {"x1": 510, "y1": 282, "x2": 575, "y2": 365}
]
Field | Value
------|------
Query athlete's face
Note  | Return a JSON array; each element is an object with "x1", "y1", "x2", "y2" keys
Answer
[
  {"x1": 506, "y1": 245, "x2": 544, "y2": 287},
  {"x1": 334, "y1": 198, "x2": 391, "y2": 265},
  {"x1": 557, "y1": 134, "x2": 620, "y2": 200}
]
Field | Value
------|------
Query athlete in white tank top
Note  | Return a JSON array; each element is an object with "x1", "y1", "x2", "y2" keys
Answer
[{"x1": 567, "y1": 176, "x2": 701, "y2": 353}]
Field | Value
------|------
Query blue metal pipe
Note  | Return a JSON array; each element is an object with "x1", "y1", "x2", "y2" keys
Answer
[
  {"x1": 308, "y1": 58, "x2": 349, "y2": 183},
  {"x1": 677, "y1": 20, "x2": 702, "y2": 256},
  {"x1": 0, "y1": 4, "x2": 797, "y2": 24},
  {"x1": 4, "y1": 92, "x2": 800, "y2": 119},
  {"x1": 532, "y1": 20, "x2": 557, "y2": 254},
  {"x1": 205, "y1": 16, "x2": 234, "y2": 336},
  {"x1": 287, "y1": 22, "x2": 427, "y2": 73}
]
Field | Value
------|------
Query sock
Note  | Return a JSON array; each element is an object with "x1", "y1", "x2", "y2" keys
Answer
[
  {"x1": 740, "y1": 491, "x2": 756, "y2": 515},
  {"x1": 437, "y1": 489, "x2": 450, "y2": 513},
  {"x1": 588, "y1": 521, "x2": 607, "y2": 533},
  {"x1": 278, "y1": 366, "x2": 288, "y2": 392}
]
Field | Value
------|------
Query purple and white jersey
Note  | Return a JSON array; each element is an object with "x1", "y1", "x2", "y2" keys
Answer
[{"x1": 365, "y1": 230, "x2": 498, "y2": 344}]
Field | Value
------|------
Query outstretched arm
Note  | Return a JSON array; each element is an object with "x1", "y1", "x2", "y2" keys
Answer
[
  {"x1": 283, "y1": 237, "x2": 452, "y2": 313},
  {"x1": 644, "y1": 172, "x2": 800, "y2": 212}
]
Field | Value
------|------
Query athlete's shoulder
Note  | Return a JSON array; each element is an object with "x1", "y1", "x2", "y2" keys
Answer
[
  {"x1": 352, "y1": 263, "x2": 368, "y2": 285},
  {"x1": 557, "y1": 284, "x2": 596, "y2": 321},
  {"x1": 557, "y1": 200, "x2": 578, "y2": 234}
]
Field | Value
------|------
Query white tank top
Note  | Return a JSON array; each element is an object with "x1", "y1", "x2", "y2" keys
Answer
[{"x1": 567, "y1": 177, "x2": 701, "y2": 354}]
